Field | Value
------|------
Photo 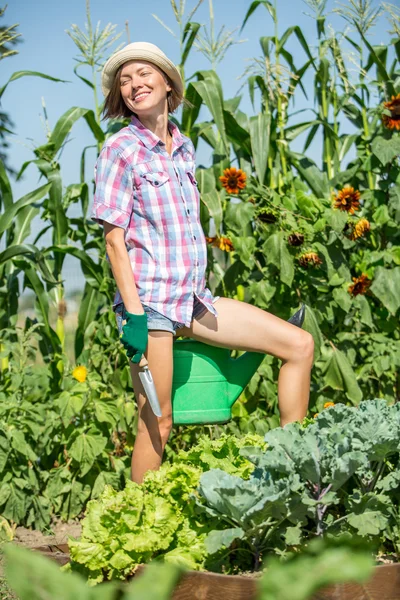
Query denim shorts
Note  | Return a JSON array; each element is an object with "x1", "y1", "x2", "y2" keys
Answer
[{"x1": 115, "y1": 295, "x2": 220, "y2": 337}]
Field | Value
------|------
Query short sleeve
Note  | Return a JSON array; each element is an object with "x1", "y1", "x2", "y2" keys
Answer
[{"x1": 91, "y1": 145, "x2": 133, "y2": 229}]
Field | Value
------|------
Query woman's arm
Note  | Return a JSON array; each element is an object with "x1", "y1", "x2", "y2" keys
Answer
[{"x1": 103, "y1": 222, "x2": 144, "y2": 315}]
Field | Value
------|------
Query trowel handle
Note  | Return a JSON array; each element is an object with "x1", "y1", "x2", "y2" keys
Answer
[{"x1": 138, "y1": 354, "x2": 148, "y2": 368}]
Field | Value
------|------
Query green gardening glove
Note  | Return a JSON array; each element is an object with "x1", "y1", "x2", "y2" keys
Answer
[{"x1": 120, "y1": 310, "x2": 148, "y2": 364}]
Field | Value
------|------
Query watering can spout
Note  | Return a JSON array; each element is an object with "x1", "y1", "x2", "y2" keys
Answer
[{"x1": 225, "y1": 351, "x2": 264, "y2": 405}]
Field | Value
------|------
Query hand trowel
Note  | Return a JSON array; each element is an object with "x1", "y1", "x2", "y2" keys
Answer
[{"x1": 137, "y1": 354, "x2": 162, "y2": 417}]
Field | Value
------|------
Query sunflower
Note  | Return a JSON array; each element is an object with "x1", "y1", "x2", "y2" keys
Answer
[
  {"x1": 332, "y1": 186, "x2": 361, "y2": 214},
  {"x1": 72, "y1": 365, "x2": 87, "y2": 383},
  {"x1": 382, "y1": 93, "x2": 400, "y2": 131},
  {"x1": 219, "y1": 167, "x2": 247, "y2": 194},
  {"x1": 348, "y1": 273, "x2": 372, "y2": 297},
  {"x1": 323, "y1": 402, "x2": 335, "y2": 409},
  {"x1": 298, "y1": 251, "x2": 323, "y2": 269},
  {"x1": 349, "y1": 218, "x2": 370, "y2": 241},
  {"x1": 257, "y1": 208, "x2": 278, "y2": 223},
  {"x1": 205, "y1": 236, "x2": 234, "y2": 252},
  {"x1": 288, "y1": 232, "x2": 304, "y2": 247}
]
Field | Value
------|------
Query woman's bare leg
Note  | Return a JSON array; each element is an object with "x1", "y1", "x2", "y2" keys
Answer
[
  {"x1": 128, "y1": 330, "x2": 174, "y2": 483},
  {"x1": 178, "y1": 297, "x2": 314, "y2": 426}
]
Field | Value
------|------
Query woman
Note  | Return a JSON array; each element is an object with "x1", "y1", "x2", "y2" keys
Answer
[{"x1": 92, "y1": 42, "x2": 314, "y2": 484}]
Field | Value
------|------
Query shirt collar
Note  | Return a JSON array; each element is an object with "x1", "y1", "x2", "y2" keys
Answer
[{"x1": 129, "y1": 114, "x2": 186, "y2": 153}]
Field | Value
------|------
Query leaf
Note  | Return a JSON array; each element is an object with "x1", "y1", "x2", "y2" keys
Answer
[
  {"x1": 332, "y1": 288, "x2": 352, "y2": 313},
  {"x1": 2, "y1": 484, "x2": 27, "y2": 523},
  {"x1": 200, "y1": 189, "x2": 223, "y2": 235},
  {"x1": 353, "y1": 295, "x2": 373, "y2": 329},
  {"x1": 370, "y1": 266, "x2": 400, "y2": 316},
  {"x1": 249, "y1": 112, "x2": 271, "y2": 184},
  {"x1": 240, "y1": 0, "x2": 275, "y2": 33},
  {"x1": 262, "y1": 232, "x2": 294, "y2": 287},
  {"x1": 124, "y1": 562, "x2": 184, "y2": 600},
  {"x1": 205, "y1": 527, "x2": 245, "y2": 554},
  {"x1": 322, "y1": 348, "x2": 363, "y2": 405},
  {"x1": 0, "y1": 70, "x2": 67, "y2": 100},
  {"x1": 0, "y1": 158, "x2": 13, "y2": 210},
  {"x1": 0, "y1": 183, "x2": 51, "y2": 236},
  {"x1": 346, "y1": 492, "x2": 391, "y2": 536},
  {"x1": 356, "y1": 24, "x2": 395, "y2": 97},
  {"x1": 69, "y1": 431, "x2": 107, "y2": 476},
  {"x1": 191, "y1": 74, "x2": 229, "y2": 156},
  {"x1": 258, "y1": 538, "x2": 373, "y2": 600},
  {"x1": 302, "y1": 305, "x2": 323, "y2": 362},
  {"x1": 94, "y1": 398, "x2": 119, "y2": 426},
  {"x1": 290, "y1": 155, "x2": 329, "y2": 199},
  {"x1": 371, "y1": 136, "x2": 400, "y2": 166},
  {"x1": 75, "y1": 283, "x2": 101, "y2": 359},
  {"x1": 56, "y1": 392, "x2": 84, "y2": 427},
  {"x1": 329, "y1": 209, "x2": 348, "y2": 233},
  {"x1": 224, "y1": 201, "x2": 255, "y2": 236},
  {"x1": 181, "y1": 21, "x2": 201, "y2": 66},
  {"x1": 181, "y1": 82, "x2": 202, "y2": 134},
  {"x1": 49, "y1": 107, "x2": 104, "y2": 154}
]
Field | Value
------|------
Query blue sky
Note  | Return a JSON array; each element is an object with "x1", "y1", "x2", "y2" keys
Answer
[{"x1": 2, "y1": 0, "x2": 393, "y2": 293}]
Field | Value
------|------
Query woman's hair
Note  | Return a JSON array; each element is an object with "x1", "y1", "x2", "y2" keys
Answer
[{"x1": 102, "y1": 63, "x2": 193, "y2": 120}]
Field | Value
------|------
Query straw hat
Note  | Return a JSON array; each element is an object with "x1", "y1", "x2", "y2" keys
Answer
[{"x1": 101, "y1": 41, "x2": 183, "y2": 98}]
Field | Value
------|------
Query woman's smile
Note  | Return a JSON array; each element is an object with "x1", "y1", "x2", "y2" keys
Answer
[{"x1": 133, "y1": 91, "x2": 152, "y2": 103}]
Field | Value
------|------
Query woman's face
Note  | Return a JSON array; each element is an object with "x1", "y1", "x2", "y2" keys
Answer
[{"x1": 119, "y1": 60, "x2": 172, "y2": 115}]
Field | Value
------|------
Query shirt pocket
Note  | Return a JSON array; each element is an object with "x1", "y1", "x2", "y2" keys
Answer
[
  {"x1": 141, "y1": 172, "x2": 170, "y2": 187},
  {"x1": 138, "y1": 170, "x2": 171, "y2": 234}
]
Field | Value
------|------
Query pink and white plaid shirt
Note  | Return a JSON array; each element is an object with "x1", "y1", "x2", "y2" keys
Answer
[{"x1": 91, "y1": 114, "x2": 219, "y2": 327}]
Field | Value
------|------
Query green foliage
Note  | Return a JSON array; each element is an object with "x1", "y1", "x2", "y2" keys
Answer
[
  {"x1": 3, "y1": 543, "x2": 184, "y2": 600},
  {"x1": 257, "y1": 536, "x2": 374, "y2": 600},
  {"x1": 2, "y1": 535, "x2": 375, "y2": 600},
  {"x1": 68, "y1": 432, "x2": 266, "y2": 582},
  {"x1": 0, "y1": 0, "x2": 399, "y2": 538},
  {"x1": 196, "y1": 400, "x2": 400, "y2": 571},
  {"x1": 69, "y1": 401, "x2": 399, "y2": 580},
  {"x1": 0, "y1": 323, "x2": 135, "y2": 529}
]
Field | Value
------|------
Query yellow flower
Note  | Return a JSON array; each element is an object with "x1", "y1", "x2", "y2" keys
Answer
[
  {"x1": 349, "y1": 218, "x2": 370, "y2": 241},
  {"x1": 313, "y1": 413, "x2": 319, "y2": 418},
  {"x1": 298, "y1": 251, "x2": 323, "y2": 269},
  {"x1": 205, "y1": 236, "x2": 234, "y2": 252},
  {"x1": 332, "y1": 186, "x2": 361, "y2": 214},
  {"x1": 219, "y1": 167, "x2": 247, "y2": 194},
  {"x1": 72, "y1": 365, "x2": 87, "y2": 383},
  {"x1": 382, "y1": 93, "x2": 400, "y2": 131},
  {"x1": 323, "y1": 402, "x2": 335, "y2": 409},
  {"x1": 348, "y1": 273, "x2": 372, "y2": 297}
]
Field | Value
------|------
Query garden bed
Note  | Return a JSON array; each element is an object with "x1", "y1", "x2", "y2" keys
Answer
[{"x1": 29, "y1": 546, "x2": 400, "y2": 600}]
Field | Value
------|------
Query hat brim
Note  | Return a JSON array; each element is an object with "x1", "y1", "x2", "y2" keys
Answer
[{"x1": 101, "y1": 48, "x2": 183, "y2": 98}]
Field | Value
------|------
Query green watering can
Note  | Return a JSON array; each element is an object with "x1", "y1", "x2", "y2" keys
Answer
[{"x1": 171, "y1": 303, "x2": 306, "y2": 425}]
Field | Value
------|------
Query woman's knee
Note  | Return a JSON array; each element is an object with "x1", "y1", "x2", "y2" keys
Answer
[
  {"x1": 286, "y1": 330, "x2": 314, "y2": 363},
  {"x1": 137, "y1": 410, "x2": 173, "y2": 445}
]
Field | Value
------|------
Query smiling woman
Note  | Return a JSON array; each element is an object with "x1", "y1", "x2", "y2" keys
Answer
[{"x1": 91, "y1": 40, "x2": 313, "y2": 488}]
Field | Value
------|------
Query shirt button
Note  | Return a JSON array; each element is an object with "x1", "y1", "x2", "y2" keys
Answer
[{"x1": 193, "y1": 235, "x2": 196, "y2": 240}]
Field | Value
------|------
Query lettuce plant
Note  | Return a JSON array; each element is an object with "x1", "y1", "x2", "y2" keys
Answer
[{"x1": 68, "y1": 432, "x2": 266, "y2": 583}]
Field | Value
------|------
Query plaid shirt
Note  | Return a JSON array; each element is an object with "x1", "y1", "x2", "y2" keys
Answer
[{"x1": 91, "y1": 114, "x2": 219, "y2": 327}]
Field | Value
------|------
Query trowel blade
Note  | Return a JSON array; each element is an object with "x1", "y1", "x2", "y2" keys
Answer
[{"x1": 138, "y1": 366, "x2": 162, "y2": 417}]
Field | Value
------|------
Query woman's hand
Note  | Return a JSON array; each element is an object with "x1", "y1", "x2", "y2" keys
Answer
[{"x1": 121, "y1": 311, "x2": 149, "y2": 363}]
